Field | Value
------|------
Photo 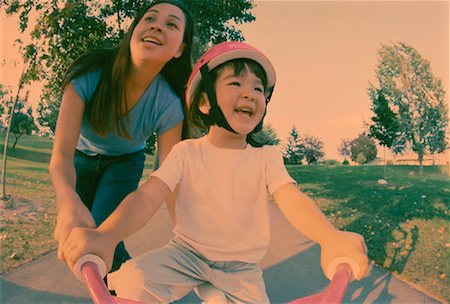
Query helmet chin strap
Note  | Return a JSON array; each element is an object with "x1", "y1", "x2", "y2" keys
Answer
[
  {"x1": 199, "y1": 65, "x2": 267, "y2": 135},
  {"x1": 199, "y1": 65, "x2": 238, "y2": 134}
]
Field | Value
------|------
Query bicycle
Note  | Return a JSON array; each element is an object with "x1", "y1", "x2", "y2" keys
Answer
[{"x1": 73, "y1": 255, "x2": 360, "y2": 304}]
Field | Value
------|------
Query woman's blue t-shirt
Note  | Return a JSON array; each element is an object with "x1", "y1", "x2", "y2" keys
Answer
[{"x1": 71, "y1": 70, "x2": 184, "y2": 156}]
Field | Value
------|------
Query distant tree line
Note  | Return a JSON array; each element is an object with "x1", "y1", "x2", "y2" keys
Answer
[{"x1": 282, "y1": 126, "x2": 325, "y2": 165}]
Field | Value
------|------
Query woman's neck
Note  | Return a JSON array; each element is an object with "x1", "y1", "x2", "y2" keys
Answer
[
  {"x1": 207, "y1": 126, "x2": 248, "y2": 149},
  {"x1": 125, "y1": 63, "x2": 163, "y2": 108},
  {"x1": 127, "y1": 62, "x2": 162, "y2": 91}
]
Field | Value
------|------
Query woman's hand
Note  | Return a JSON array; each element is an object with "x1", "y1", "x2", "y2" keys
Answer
[
  {"x1": 62, "y1": 226, "x2": 116, "y2": 273},
  {"x1": 54, "y1": 193, "x2": 96, "y2": 262},
  {"x1": 50, "y1": 84, "x2": 92, "y2": 261},
  {"x1": 320, "y1": 230, "x2": 369, "y2": 280}
]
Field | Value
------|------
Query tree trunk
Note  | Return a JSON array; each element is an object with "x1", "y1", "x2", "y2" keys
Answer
[
  {"x1": 2, "y1": 97, "x2": 19, "y2": 200},
  {"x1": 418, "y1": 152, "x2": 424, "y2": 176},
  {"x1": 2, "y1": 69, "x2": 27, "y2": 200},
  {"x1": 1, "y1": 42, "x2": 39, "y2": 200},
  {"x1": 12, "y1": 134, "x2": 21, "y2": 149},
  {"x1": 384, "y1": 146, "x2": 387, "y2": 180}
]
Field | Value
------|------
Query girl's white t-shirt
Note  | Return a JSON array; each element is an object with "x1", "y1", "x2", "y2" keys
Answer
[{"x1": 151, "y1": 136, "x2": 295, "y2": 263}]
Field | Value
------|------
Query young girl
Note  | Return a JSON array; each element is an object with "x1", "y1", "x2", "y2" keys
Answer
[
  {"x1": 63, "y1": 42, "x2": 369, "y2": 303},
  {"x1": 50, "y1": 0, "x2": 193, "y2": 272}
]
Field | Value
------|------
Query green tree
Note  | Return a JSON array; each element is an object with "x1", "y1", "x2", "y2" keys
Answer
[
  {"x1": 350, "y1": 133, "x2": 377, "y2": 165},
  {"x1": 0, "y1": 84, "x2": 10, "y2": 128},
  {"x1": 0, "y1": 42, "x2": 39, "y2": 200},
  {"x1": 283, "y1": 126, "x2": 303, "y2": 164},
  {"x1": 369, "y1": 42, "x2": 449, "y2": 175},
  {"x1": 355, "y1": 152, "x2": 367, "y2": 165},
  {"x1": 368, "y1": 88, "x2": 403, "y2": 153},
  {"x1": 301, "y1": 135, "x2": 324, "y2": 164},
  {"x1": 368, "y1": 88, "x2": 402, "y2": 180},
  {"x1": 7, "y1": 98, "x2": 38, "y2": 148},
  {"x1": 3, "y1": 0, "x2": 256, "y2": 135},
  {"x1": 252, "y1": 123, "x2": 280, "y2": 146},
  {"x1": 338, "y1": 138, "x2": 352, "y2": 164}
]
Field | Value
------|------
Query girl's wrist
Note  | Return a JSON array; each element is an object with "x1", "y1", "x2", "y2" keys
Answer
[{"x1": 317, "y1": 226, "x2": 340, "y2": 246}]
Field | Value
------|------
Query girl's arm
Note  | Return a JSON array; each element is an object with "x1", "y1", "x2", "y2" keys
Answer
[
  {"x1": 49, "y1": 84, "x2": 96, "y2": 261},
  {"x1": 273, "y1": 183, "x2": 369, "y2": 280},
  {"x1": 156, "y1": 122, "x2": 183, "y2": 223},
  {"x1": 64, "y1": 176, "x2": 171, "y2": 272}
]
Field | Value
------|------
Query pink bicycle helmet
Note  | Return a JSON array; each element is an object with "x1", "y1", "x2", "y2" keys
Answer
[{"x1": 186, "y1": 41, "x2": 276, "y2": 107}]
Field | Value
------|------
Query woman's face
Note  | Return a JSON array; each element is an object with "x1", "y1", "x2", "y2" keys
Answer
[{"x1": 130, "y1": 3, "x2": 186, "y2": 67}]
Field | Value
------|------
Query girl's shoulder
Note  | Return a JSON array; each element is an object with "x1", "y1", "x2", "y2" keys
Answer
[
  {"x1": 248, "y1": 144, "x2": 285, "y2": 166},
  {"x1": 251, "y1": 143, "x2": 282, "y2": 155},
  {"x1": 175, "y1": 137, "x2": 203, "y2": 149}
]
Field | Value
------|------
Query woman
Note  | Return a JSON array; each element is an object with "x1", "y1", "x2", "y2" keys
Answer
[{"x1": 50, "y1": 0, "x2": 194, "y2": 272}]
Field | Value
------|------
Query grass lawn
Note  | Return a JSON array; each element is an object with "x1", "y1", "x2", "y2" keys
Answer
[
  {"x1": 1, "y1": 134, "x2": 449, "y2": 302},
  {"x1": 0, "y1": 134, "x2": 156, "y2": 274},
  {"x1": 286, "y1": 164, "x2": 449, "y2": 302},
  {"x1": 1, "y1": 134, "x2": 56, "y2": 272}
]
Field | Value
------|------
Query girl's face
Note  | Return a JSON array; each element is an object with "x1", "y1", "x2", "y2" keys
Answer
[
  {"x1": 130, "y1": 3, "x2": 186, "y2": 67},
  {"x1": 202, "y1": 65, "x2": 266, "y2": 135}
]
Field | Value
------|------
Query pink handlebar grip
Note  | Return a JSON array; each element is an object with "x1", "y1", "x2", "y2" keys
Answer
[
  {"x1": 73, "y1": 254, "x2": 107, "y2": 282},
  {"x1": 325, "y1": 257, "x2": 360, "y2": 280},
  {"x1": 81, "y1": 261, "x2": 115, "y2": 304},
  {"x1": 75, "y1": 255, "x2": 143, "y2": 304}
]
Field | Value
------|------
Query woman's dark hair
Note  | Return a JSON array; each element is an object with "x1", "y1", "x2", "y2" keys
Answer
[
  {"x1": 62, "y1": 0, "x2": 193, "y2": 139},
  {"x1": 188, "y1": 58, "x2": 270, "y2": 147}
]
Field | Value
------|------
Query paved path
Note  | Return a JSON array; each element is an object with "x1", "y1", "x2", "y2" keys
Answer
[{"x1": 1, "y1": 204, "x2": 442, "y2": 303}]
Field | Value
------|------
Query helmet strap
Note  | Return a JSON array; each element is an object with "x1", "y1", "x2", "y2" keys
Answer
[
  {"x1": 251, "y1": 109, "x2": 266, "y2": 133},
  {"x1": 199, "y1": 65, "x2": 238, "y2": 134}
]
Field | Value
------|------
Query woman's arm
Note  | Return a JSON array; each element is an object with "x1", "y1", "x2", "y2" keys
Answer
[
  {"x1": 156, "y1": 122, "x2": 183, "y2": 223},
  {"x1": 49, "y1": 84, "x2": 96, "y2": 261},
  {"x1": 63, "y1": 176, "x2": 171, "y2": 271},
  {"x1": 273, "y1": 183, "x2": 369, "y2": 280}
]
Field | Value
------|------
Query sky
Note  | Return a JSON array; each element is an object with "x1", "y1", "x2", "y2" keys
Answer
[
  {"x1": 238, "y1": 0, "x2": 449, "y2": 159},
  {"x1": 1, "y1": 0, "x2": 449, "y2": 159}
]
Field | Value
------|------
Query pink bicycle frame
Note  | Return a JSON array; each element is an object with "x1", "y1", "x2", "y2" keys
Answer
[
  {"x1": 287, "y1": 263, "x2": 352, "y2": 304},
  {"x1": 75, "y1": 255, "x2": 356, "y2": 304}
]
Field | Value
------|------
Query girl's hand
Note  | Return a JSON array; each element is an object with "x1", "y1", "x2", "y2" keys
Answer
[
  {"x1": 62, "y1": 226, "x2": 116, "y2": 273},
  {"x1": 54, "y1": 193, "x2": 96, "y2": 261},
  {"x1": 320, "y1": 230, "x2": 369, "y2": 280}
]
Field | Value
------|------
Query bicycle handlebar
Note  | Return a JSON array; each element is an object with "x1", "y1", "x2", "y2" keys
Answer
[
  {"x1": 325, "y1": 256, "x2": 360, "y2": 280},
  {"x1": 73, "y1": 255, "x2": 359, "y2": 304}
]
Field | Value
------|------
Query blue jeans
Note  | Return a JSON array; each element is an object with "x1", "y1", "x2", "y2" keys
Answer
[{"x1": 74, "y1": 149, "x2": 146, "y2": 272}]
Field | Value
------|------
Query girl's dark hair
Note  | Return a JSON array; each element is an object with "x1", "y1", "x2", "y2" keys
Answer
[
  {"x1": 62, "y1": 0, "x2": 193, "y2": 139},
  {"x1": 188, "y1": 58, "x2": 270, "y2": 147}
]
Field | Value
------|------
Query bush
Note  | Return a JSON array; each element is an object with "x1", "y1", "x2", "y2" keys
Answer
[
  {"x1": 322, "y1": 159, "x2": 341, "y2": 166},
  {"x1": 356, "y1": 152, "x2": 367, "y2": 165}
]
